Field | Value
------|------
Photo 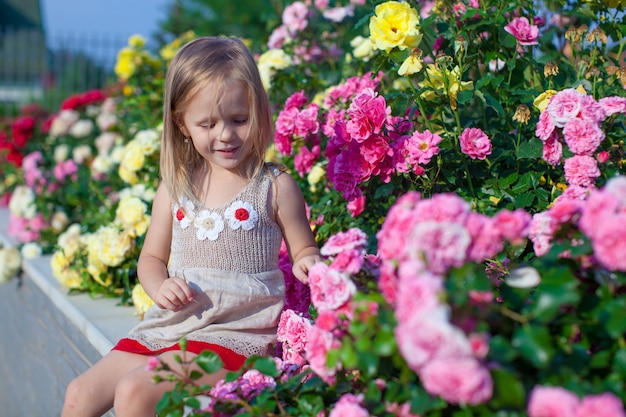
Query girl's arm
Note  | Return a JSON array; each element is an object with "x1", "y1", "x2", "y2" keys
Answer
[
  {"x1": 137, "y1": 183, "x2": 194, "y2": 310},
  {"x1": 274, "y1": 172, "x2": 322, "y2": 284}
]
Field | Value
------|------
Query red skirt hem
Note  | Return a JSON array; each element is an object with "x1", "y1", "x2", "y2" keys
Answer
[{"x1": 112, "y1": 338, "x2": 246, "y2": 371}]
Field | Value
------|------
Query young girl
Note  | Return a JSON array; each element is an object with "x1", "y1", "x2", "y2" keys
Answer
[{"x1": 62, "y1": 36, "x2": 321, "y2": 417}]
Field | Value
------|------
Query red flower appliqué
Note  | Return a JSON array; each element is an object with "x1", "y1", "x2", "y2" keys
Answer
[
  {"x1": 235, "y1": 208, "x2": 250, "y2": 221},
  {"x1": 176, "y1": 208, "x2": 185, "y2": 221}
]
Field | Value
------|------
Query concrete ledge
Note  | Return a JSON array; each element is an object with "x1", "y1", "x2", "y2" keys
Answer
[{"x1": 0, "y1": 208, "x2": 138, "y2": 416}]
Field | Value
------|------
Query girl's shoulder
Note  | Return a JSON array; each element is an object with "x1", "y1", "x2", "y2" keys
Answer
[{"x1": 264, "y1": 161, "x2": 288, "y2": 177}]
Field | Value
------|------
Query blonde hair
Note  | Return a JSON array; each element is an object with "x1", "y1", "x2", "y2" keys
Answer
[{"x1": 160, "y1": 36, "x2": 273, "y2": 203}]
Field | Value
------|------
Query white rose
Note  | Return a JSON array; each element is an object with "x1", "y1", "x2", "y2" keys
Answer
[{"x1": 21, "y1": 242, "x2": 42, "y2": 259}]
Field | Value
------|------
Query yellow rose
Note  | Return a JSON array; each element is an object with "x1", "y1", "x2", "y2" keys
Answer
[
  {"x1": 398, "y1": 54, "x2": 424, "y2": 76},
  {"x1": 116, "y1": 195, "x2": 149, "y2": 237},
  {"x1": 307, "y1": 163, "x2": 326, "y2": 192},
  {"x1": 114, "y1": 48, "x2": 136, "y2": 80},
  {"x1": 258, "y1": 49, "x2": 292, "y2": 70},
  {"x1": 94, "y1": 226, "x2": 132, "y2": 268},
  {"x1": 369, "y1": 1, "x2": 422, "y2": 53},
  {"x1": 533, "y1": 89, "x2": 557, "y2": 112},
  {"x1": 121, "y1": 144, "x2": 146, "y2": 173},
  {"x1": 419, "y1": 64, "x2": 473, "y2": 109},
  {"x1": 119, "y1": 165, "x2": 139, "y2": 185},
  {"x1": 132, "y1": 284, "x2": 154, "y2": 319},
  {"x1": 51, "y1": 251, "x2": 82, "y2": 289},
  {"x1": 128, "y1": 34, "x2": 146, "y2": 48},
  {"x1": 350, "y1": 36, "x2": 375, "y2": 61}
]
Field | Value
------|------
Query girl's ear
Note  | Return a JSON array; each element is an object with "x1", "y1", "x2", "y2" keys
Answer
[{"x1": 174, "y1": 116, "x2": 190, "y2": 137}]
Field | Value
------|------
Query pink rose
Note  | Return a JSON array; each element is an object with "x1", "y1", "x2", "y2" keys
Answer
[
  {"x1": 308, "y1": 262, "x2": 356, "y2": 311},
  {"x1": 589, "y1": 213, "x2": 626, "y2": 271},
  {"x1": 329, "y1": 394, "x2": 369, "y2": 417},
  {"x1": 305, "y1": 325, "x2": 339, "y2": 383},
  {"x1": 395, "y1": 308, "x2": 472, "y2": 371},
  {"x1": 527, "y1": 386, "x2": 579, "y2": 417},
  {"x1": 493, "y1": 208, "x2": 531, "y2": 244},
  {"x1": 536, "y1": 110, "x2": 556, "y2": 141},
  {"x1": 599, "y1": 96, "x2": 626, "y2": 116},
  {"x1": 347, "y1": 195, "x2": 366, "y2": 217},
  {"x1": 504, "y1": 16, "x2": 540, "y2": 45},
  {"x1": 394, "y1": 270, "x2": 442, "y2": 322},
  {"x1": 562, "y1": 118, "x2": 604, "y2": 155},
  {"x1": 459, "y1": 127, "x2": 492, "y2": 160},
  {"x1": 547, "y1": 89, "x2": 583, "y2": 128},
  {"x1": 321, "y1": 227, "x2": 368, "y2": 256},
  {"x1": 576, "y1": 392, "x2": 626, "y2": 417},
  {"x1": 407, "y1": 221, "x2": 471, "y2": 274},
  {"x1": 277, "y1": 309, "x2": 312, "y2": 363},
  {"x1": 419, "y1": 356, "x2": 493, "y2": 405},
  {"x1": 564, "y1": 155, "x2": 600, "y2": 187},
  {"x1": 282, "y1": 1, "x2": 309, "y2": 35},
  {"x1": 542, "y1": 133, "x2": 563, "y2": 166}
]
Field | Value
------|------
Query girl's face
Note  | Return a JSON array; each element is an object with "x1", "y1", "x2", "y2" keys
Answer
[{"x1": 180, "y1": 80, "x2": 252, "y2": 174}]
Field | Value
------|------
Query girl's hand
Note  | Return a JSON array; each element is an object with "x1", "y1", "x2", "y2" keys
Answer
[
  {"x1": 153, "y1": 276, "x2": 195, "y2": 311},
  {"x1": 292, "y1": 254, "x2": 323, "y2": 284}
]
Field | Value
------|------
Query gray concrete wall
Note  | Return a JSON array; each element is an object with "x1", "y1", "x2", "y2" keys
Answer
[
  {"x1": 0, "y1": 209, "x2": 136, "y2": 416},
  {"x1": 0, "y1": 274, "x2": 104, "y2": 417}
]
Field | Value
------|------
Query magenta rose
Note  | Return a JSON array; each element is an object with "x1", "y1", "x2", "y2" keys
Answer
[{"x1": 459, "y1": 127, "x2": 492, "y2": 160}]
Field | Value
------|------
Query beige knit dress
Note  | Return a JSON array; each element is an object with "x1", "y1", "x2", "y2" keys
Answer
[{"x1": 121, "y1": 164, "x2": 285, "y2": 361}]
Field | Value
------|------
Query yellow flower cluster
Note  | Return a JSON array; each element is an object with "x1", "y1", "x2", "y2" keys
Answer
[
  {"x1": 119, "y1": 129, "x2": 161, "y2": 185},
  {"x1": 131, "y1": 283, "x2": 154, "y2": 319},
  {"x1": 419, "y1": 64, "x2": 474, "y2": 110},
  {"x1": 115, "y1": 195, "x2": 150, "y2": 238},
  {"x1": 114, "y1": 35, "x2": 161, "y2": 82},
  {"x1": 84, "y1": 225, "x2": 133, "y2": 286},
  {"x1": 257, "y1": 49, "x2": 293, "y2": 90},
  {"x1": 159, "y1": 31, "x2": 196, "y2": 61},
  {"x1": 369, "y1": 1, "x2": 422, "y2": 53}
]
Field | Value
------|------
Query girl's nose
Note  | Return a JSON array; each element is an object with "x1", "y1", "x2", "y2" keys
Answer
[{"x1": 218, "y1": 124, "x2": 234, "y2": 142}]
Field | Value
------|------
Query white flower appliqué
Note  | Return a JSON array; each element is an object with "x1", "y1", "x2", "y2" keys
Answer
[
  {"x1": 224, "y1": 201, "x2": 258, "y2": 231},
  {"x1": 173, "y1": 198, "x2": 196, "y2": 230},
  {"x1": 194, "y1": 210, "x2": 225, "y2": 241}
]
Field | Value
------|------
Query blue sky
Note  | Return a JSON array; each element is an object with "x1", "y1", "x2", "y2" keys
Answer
[{"x1": 40, "y1": 0, "x2": 170, "y2": 40}]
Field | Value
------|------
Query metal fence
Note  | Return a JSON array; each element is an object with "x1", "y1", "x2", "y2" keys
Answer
[{"x1": 0, "y1": 26, "x2": 129, "y2": 116}]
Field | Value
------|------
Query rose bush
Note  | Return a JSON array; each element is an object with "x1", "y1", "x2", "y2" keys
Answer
[
  {"x1": 1, "y1": 0, "x2": 626, "y2": 414},
  {"x1": 150, "y1": 0, "x2": 626, "y2": 416}
]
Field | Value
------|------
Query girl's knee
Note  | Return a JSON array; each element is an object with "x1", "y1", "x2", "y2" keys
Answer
[
  {"x1": 62, "y1": 376, "x2": 99, "y2": 416},
  {"x1": 114, "y1": 371, "x2": 162, "y2": 414}
]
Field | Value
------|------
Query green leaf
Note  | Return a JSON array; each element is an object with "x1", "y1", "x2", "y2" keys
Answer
[
  {"x1": 599, "y1": 298, "x2": 626, "y2": 339},
  {"x1": 484, "y1": 93, "x2": 505, "y2": 115},
  {"x1": 517, "y1": 138, "x2": 543, "y2": 159},
  {"x1": 514, "y1": 192, "x2": 535, "y2": 208},
  {"x1": 252, "y1": 356, "x2": 280, "y2": 377},
  {"x1": 530, "y1": 281, "x2": 580, "y2": 322},
  {"x1": 512, "y1": 324, "x2": 555, "y2": 369},
  {"x1": 490, "y1": 368, "x2": 526, "y2": 408},
  {"x1": 613, "y1": 348, "x2": 626, "y2": 377},
  {"x1": 195, "y1": 350, "x2": 224, "y2": 374}
]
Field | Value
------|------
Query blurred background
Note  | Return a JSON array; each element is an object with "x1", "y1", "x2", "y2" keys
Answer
[{"x1": 0, "y1": 0, "x2": 280, "y2": 116}]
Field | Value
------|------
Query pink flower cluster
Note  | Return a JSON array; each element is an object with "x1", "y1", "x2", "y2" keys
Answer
[
  {"x1": 278, "y1": 228, "x2": 370, "y2": 383},
  {"x1": 527, "y1": 385, "x2": 625, "y2": 417},
  {"x1": 7, "y1": 212, "x2": 47, "y2": 243},
  {"x1": 274, "y1": 90, "x2": 320, "y2": 160},
  {"x1": 530, "y1": 175, "x2": 626, "y2": 271},
  {"x1": 535, "y1": 89, "x2": 626, "y2": 190},
  {"x1": 374, "y1": 191, "x2": 532, "y2": 405},
  {"x1": 274, "y1": 73, "x2": 450, "y2": 217}
]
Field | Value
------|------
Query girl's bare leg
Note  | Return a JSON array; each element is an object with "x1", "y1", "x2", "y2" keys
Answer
[
  {"x1": 113, "y1": 350, "x2": 230, "y2": 417},
  {"x1": 61, "y1": 350, "x2": 148, "y2": 417}
]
